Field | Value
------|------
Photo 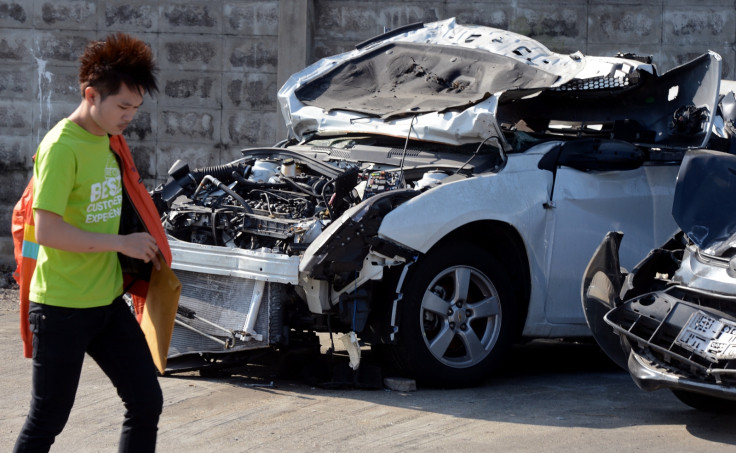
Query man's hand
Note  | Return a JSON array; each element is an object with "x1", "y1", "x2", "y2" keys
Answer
[{"x1": 119, "y1": 232, "x2": 161, "y2": 270}]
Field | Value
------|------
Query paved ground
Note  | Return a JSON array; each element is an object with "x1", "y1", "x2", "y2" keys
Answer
[{"x1": 1, "y1": 286, "x2": 736, "y2": 452}]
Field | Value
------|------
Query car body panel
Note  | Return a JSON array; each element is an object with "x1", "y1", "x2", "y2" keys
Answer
[
  {"x1": 376, "y1": 144, "x2": 681, "y2": 334},
  {"x1": 544, "y1": 163, "x2": 680, "y2": 324}
]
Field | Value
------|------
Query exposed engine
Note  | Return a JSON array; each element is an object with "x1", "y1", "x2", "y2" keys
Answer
[
  {"x1": 153, "y1": 146, "x2": 458, "y2": 255},
  {"x1": 158, "y1": 156, "x2": 350, "y2": 253}
]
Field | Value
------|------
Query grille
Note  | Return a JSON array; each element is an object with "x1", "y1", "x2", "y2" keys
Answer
[
  {"x1": 554, "y1": 76, "x2": 630, "y2": 91},
  {"x1": 168, "y1": 269, "x2": 284, "y2": 358},
  {"x1": 388, "y1": 148, "x2": 422, "y2": 158}
]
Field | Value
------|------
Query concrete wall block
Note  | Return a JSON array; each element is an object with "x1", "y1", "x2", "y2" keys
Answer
[
  {"x1": 720, "y1": 48, "x2": 736, "y2": 79},
  {"x1": 159, "y1": 109, "x2": 220, "y2": 143},
  {"x1": 224, "y1": 111, "x2": 280, "y2": 147},
  {"x1": 34, "y1": 31, "x2": 97, "y2": 65},
  {"x1": 377, "y1": 5, "x2": 439, "y2": 32},
  {"x1": 223, "y1": 72, "x2": 277, "y2": 111},
  {"x1": 0, "y1": 29, "x2": 35, "y2": 63},
  {"x1": 35, "y1": 101, "x2": 78, "y2": 144},
  {"x1": 0, "y1": 168, "x2": 30, "y2": 233},
  {"x1": 0, "y1": 205, "x2": 13, "y2": 235},
  {"x1": 0, "y1": 101, "x2": 32, "y2": 137},
  {"x1": 40, "y1": 65, "x2": 80, "y2": 104},
  {"x1": 314, "y1": 2, "x2": 386, "y2": 40},
  {"x1": 312, "y1": 39, "x2": 357, "y2": 62},
  {"x1": 0, "y1": 1, "x2": 30, "y2": 28},
  {"x1": 127, "y1": 141, "x2": 157, "y2": 181},
  {"x1": 0, "y1": 65, "x2": 36, "y2": 100},
  {"x1": 445, "y1": 4, "x2": 512, "y2": 29},
  {"x1": 0, "y1": 136, "x2": 33, "y2": 173},
  {"x1": 33, "y1": 0, "x2": 97, "y2": 30},
  {"x1": 124, "y1": 108, "x2": 156, "y2": 142},
  {"x1": 588, "y1": 5, "x2": 662, "y2": 45},
  {"x1": 160, "y1": 71, "x2": 221, "y2": 108},
  {"x1": 103, "y1": 0, "x2": 159, "y2": 32},
  {"x1": 155, "y1": 143, "x2": 223, "y2": 180},
  {"x1": 512, "y1": 3, "x2": 587, "y2": 51},
  {"x1": 224, "y1": 36, "x2": 278, "y2": 73},
  {"x1": 224, "y1": 1, "x2": 279, "y2": 36},
  {"x1": 663, "y1": 7, "x2": 736, "y2": 46},
  {"x1": 0, "y1": 171, "x2": 31, "y2": 230},
  {"x1": 663, "y1": 0, "x2": 733, "y2": 6},
  {"x1": 160, "y1": 0, "x2": 222, "y2": 34},
  {"x1": 0, "y1": 167, "x2": 31, "y2": 205},
  {"x1": 160, "y1": 34, "x2": 222, "y2": 71}
]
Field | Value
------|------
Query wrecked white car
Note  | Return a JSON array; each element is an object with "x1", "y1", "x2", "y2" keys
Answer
[
  {"x1": 582, "y1": 147, "x2": 736, "y2": 411},
  {"x1": 154, "y1": 18, "x2": 729, "y2": 386}
]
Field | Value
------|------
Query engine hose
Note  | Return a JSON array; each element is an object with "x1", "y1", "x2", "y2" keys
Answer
[
  {"x1": 195, "y1": 175, "x2": 254, "y2": 214},
  {"x1": 217, "y1": 180, "x2": 253, "y2": 214},
  {"x1": 190, "y1": 161, "x2": 250, "y2": 184},
  {"x1": 279, "y1": 174, "x2": 319, "y2": 196}
]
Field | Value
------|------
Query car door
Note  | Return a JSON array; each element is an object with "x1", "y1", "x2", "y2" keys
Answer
[{"x1": 543, "y1": 145, "x2": 681, "y2": 325}]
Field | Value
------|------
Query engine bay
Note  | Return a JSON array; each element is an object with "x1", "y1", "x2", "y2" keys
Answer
[{"x1": 153, "y1": 136, "x2": 502, "y2": 256}]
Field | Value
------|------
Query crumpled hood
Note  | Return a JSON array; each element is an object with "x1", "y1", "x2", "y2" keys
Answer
[
  {"x1": 673, "y1": 149, "x2": 736, "y2": 254},
  {"x1": 277, "y1": 18, "x2": 652, "y2": 146}
]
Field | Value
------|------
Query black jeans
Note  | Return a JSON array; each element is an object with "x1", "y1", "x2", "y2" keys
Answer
[{"x1": 14, "y1": 297, "x2": 163, "y2": 453}]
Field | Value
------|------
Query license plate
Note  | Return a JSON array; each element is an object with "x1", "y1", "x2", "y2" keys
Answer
[{"x1": 675, "y1": 311, "x2": 736, "y2": 362}]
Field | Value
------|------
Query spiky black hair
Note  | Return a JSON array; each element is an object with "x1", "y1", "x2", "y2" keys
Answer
[{"x1": 78, "y1": 32, "x2": 158, "y2": 99}]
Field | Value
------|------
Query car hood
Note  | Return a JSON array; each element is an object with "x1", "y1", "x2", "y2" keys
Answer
[
  {"x1": 277, "y1": 18, "x2": 655, "y2": 146},
  {"x1": 673, "y1": 150, "x2": 736, "y2": 254}
]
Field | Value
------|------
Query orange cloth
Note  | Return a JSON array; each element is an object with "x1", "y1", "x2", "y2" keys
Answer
[{"x1": 11, "y1": 178, "x2": 36, "y2": 358}]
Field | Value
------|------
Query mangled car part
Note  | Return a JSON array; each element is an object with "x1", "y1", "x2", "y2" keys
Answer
[
  {"x1": 583, "y1": 150, "x2": 736, "y2": 411},
  {"x1": 155, "y1": 17, "x2": 731, "y2": 386}
]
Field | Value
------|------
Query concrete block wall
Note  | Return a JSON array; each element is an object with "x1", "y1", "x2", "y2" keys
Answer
[{"x1": 0, "y1": 0, "x2": 734, "y2": 259}]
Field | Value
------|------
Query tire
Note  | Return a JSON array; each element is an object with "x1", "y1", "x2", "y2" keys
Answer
[
  {"x1": 390, "y1": 241, "x2": 518, "y2": 387},
  {"x1": 671, "y1": 389, "x2": 736, "y2": 413}
]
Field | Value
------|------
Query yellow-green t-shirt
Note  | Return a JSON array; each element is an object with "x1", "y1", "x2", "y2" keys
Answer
[{"x1": 29, "y1": 119, "x2": 124, "y2": 308}]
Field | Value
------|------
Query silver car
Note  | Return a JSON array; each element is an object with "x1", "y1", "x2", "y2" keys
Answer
[{"x1": 156, "y1": 18, "x2": 727, "y2": 386}]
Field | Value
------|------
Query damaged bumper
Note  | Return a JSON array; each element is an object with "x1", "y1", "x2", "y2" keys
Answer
[
  {"x1": 583, "y1": 232, "x2": 736, "y2": 402},
  {"x1": 610, "y1": 292, "x2": 736, "y2": 400},
  {"x1": 628, "y1": 347, "x2": 736, "y2": 401}
]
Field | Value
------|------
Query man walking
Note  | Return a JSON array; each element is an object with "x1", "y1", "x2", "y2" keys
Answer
[{"x1": 14, "y1": 33, "x2": 166, "y2": 453}]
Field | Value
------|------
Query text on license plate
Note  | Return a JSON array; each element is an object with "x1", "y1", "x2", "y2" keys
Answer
[{"x1": 675, "y1": 311, "x2": 736, "y2": 362}]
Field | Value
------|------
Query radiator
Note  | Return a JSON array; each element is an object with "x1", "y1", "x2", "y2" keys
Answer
[{"x1": 168, "y1": 269, "x2": 285, "y2": 358}]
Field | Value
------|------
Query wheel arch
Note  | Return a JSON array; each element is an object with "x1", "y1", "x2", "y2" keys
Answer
[{"x1": 420, "y1": 220, "x2": 531, "y2": 337}]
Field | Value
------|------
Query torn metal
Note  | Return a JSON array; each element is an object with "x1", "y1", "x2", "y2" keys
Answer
[{"x1": 582, "y1": 150, "x2": 736, "y2": 410}]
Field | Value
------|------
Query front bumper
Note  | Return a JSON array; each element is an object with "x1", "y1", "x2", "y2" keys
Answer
[
  {"x1": 628, "y1": 348, "x2": 736, "y2": 401},
  {"x1": 583, "y1": 232, "x2": 736, "y2": 400},
  {"x1": 606, "y1": 288, "x2": 736, "y2": 399}
]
